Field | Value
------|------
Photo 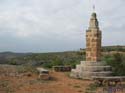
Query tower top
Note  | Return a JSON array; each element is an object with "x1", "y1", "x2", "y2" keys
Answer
[
  {"x1": 86, "y1": 12, "x2": 102, "y2": 62},
  {"x1": 88, "y1": 12, "x2": 99, "y2": 29},
  {"x1": 91, "y1": 12, "x2": 97, "y2": 19}
]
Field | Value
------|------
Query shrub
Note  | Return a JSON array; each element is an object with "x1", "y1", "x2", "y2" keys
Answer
[
  {"x1": 9, "y1": 61, "x2": 18, "y2": 65},
  {"x1": 104, "y1": 53, "x2": 125, "y2": 76}
]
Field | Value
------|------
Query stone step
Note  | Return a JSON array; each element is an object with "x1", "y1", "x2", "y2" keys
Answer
[
  {"x1": 70, "y1": 61, "x2": 112, "y2": 80},
  {"x1": 75, "y1": 64, "x2": 112, "y2": 72},
  {"x1": 81, "y1": 71, "x2": 112, "y2": 77},
  {"x1": 80, "y1": 65, "x2": 111, "y2": 68},
  {"x1": 81, "y1": 66, "x2": 112, "y2": 72},
  {"x1": 70, "y1": 70, "x2": 112, "y2": 79},
  {"x1": 81, "y1": 71, "x2": 112, "y2": 74},
  {"x1": 80, "y1": 61, "x2": 106, "y2": 66}
]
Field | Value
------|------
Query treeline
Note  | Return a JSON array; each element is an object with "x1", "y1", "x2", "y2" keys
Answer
[
  {"x1": 102, "y1": 46, "x2": 125, "y2": 52},
  {"x1": 8, "y1": 51, "x2": 85, "y2": 68}
]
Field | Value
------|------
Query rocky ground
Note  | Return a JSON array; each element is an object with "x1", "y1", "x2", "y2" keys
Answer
[
  {"x1": 0, "y1": 65, "x2": 92, "y2": 93},
  {"x1": 0, "y1": 65, "x2": 124, "y2": 93}
]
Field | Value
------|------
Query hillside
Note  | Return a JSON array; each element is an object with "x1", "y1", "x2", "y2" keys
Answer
[
  {"x1": 0, "y1": 45, "x2": 125, "y2": 68},
  {"x1": 0, "y1": 52, "x2": 31, "y2": 64},
  {"x1": 5, "y1": 51, "x2": 84, "y2": 68},
  {"x1": 102, "y1": 45, "x2": 125, "y2": 52}
]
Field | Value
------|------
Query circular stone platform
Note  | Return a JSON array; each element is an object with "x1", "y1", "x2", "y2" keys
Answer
[{"x1": 70, "y1": 61, "x2": 112, "y2": 79}]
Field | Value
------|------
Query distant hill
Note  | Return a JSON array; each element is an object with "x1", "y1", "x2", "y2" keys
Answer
[
  {"x1": 0, "y1": 45, "x2": 125, "y2": 67},
  {"x1": 102, "y1": 45, "x2": 125, "y2": 52},
  {"x1": 0, "y1": 52, "x2": 31, "y2": 58},
  {"x1": 0, "y1": 52, "x2": 31, "y2": 64}
]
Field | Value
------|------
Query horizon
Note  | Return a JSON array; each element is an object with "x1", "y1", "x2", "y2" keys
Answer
[
  {"x1": 0, "y1": 45, "x2": 125, "y2": 53},
  {"x1": 0, "y1": 0, "x2": 125, "y2": 52}
]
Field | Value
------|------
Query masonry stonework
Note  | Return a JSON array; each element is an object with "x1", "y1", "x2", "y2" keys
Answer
[
  {"x1": 70, "y1": 12, "x2": 112, "y2": 79},
  {"x1": 86, "y1": 13, "x2": 101, "y2": 62}
]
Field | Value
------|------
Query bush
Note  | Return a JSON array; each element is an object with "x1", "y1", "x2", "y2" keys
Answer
[
  {"x1": 9, "y1": 61, "x2": 18, "y2": 65},
  {"x1": 104, "y1": 53, "x2": 125, "y2": 76},
  {"x1": 17, "y1": 66, "x2": 37, "y2": 74},
  {"x1": 42, "y1": 63, "x2": 51, "y2": 68}
]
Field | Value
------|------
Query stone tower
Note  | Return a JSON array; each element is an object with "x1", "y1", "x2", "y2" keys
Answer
[
  {"x1": 86, "y1": 12, "x2": 101, "y2": 62},
  {"x1": 70, "y1": 12, "x2": 112, "y2": 79}
]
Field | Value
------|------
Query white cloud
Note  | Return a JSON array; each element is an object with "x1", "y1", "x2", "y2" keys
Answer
[{"x1": 0, "y1": 0, "x2": 124, "y2": 52}]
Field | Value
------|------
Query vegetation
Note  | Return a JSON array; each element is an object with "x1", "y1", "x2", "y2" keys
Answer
[
  {"x1": 85, "y1": 83, "x2": 98, "y2": 93},
  {"x1": 8, "y1": 51, "x2": 84, "y2": 68},
  {"x1": 16, "y1": 66, "x2": 37, "y2": 74},
  {"x1": 104, "y1": 53, "x2": 125, "y2": 76},
  {"x1": 0, "y1": 46, "x2": 125, "y2": 75},
  {"x1": 102, "y1": 45, "x2": 125, "y2": 52},
  {"x1": 0, "y1": 80, "x2": 14, "y2": 93}
]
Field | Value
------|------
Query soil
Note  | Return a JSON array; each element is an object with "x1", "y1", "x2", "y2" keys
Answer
[
  {"x1": 0, "y1": 69, "x2": 92, "y2": 93},
  {"x1": 0, "y1": 65, "x2": 124, "y2": 93}
]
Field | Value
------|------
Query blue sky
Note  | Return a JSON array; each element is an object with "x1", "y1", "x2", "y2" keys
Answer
[{"x1": 0, "y1": 0, "x2": 125, "y2": 53}]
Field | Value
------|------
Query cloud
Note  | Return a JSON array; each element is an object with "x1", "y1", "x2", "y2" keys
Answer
[{"x1": 0, "y1": 0, "x2": 124, "y2": 52}]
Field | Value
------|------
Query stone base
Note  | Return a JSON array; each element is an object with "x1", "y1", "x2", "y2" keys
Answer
[{"x1": 70, "y1": 61, "x2": 112, "y2": 79}]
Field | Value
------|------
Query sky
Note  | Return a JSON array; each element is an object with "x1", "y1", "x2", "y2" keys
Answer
[{"x1": 0, "y1": 0, "x2": 125, "y2": 53}]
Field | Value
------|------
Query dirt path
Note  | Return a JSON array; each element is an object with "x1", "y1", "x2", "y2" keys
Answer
[{"x1": 5, "y1": 72, "x2": 92, "y2": 93}]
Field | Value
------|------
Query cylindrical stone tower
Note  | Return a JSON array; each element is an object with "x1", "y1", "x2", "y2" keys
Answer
[{"x1": 86, "y1": 12, "x2": 102, "y2": 62}]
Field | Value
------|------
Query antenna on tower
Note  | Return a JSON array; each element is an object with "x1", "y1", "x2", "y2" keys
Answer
[
  {"x1": 90, "y1": 0, "x2": 96, "y2": 12},
  {"x1": 93, "y1": 4, "x2": 95, "y2": 12}
]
